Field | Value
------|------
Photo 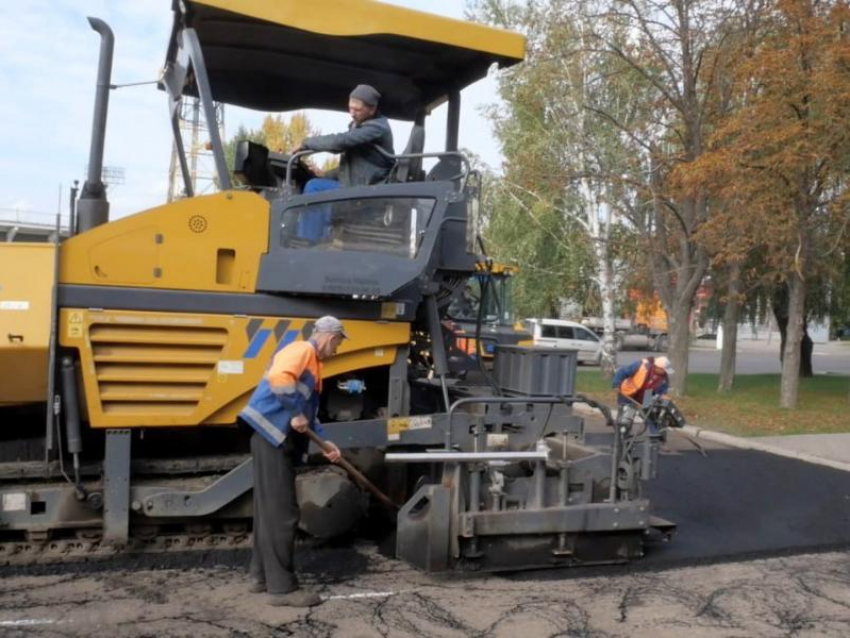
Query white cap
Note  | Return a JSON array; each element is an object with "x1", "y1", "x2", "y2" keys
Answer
[
  {"x1": 654, "y1": 356, "x2": 674, "y2": 374},
  {"x1": 314, "y1": 316, "x2": 349, "y2": 339}
]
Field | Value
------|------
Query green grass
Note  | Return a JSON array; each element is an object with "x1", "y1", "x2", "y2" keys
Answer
[{"x1": 576, "y1": 370, "x2": 850, "y2": 437}]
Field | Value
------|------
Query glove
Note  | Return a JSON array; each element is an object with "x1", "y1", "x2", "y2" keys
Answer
[{"x1": 338, "y1": 379, "x2": 366, "y2": 394}]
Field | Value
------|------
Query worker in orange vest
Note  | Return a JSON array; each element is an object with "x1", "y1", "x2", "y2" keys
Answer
[{"x1": 612, "y1": 356, "x2": 673, "y2": 434}]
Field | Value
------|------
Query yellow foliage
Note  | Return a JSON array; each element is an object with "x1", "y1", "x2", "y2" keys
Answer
[
  {"x1": 676, "y1": 0, "x2": 850, "y2": 278},
  {"x1": 259, "y1": 112, "x2": 317, "y2": 152}
]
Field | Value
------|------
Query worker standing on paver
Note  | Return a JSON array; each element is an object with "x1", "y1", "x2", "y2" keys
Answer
[{"x1": 239, "y1": 316, "x2": 346, "y2": 607}]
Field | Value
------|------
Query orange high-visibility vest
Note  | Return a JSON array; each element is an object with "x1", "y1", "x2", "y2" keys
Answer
[{"x1": 619, "y1": 358, "x2": 653, "y2": 397}]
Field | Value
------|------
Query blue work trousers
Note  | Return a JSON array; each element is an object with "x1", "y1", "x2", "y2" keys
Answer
[{"x1": 298, "y1": 179, "x2": 340, "y2": 243}]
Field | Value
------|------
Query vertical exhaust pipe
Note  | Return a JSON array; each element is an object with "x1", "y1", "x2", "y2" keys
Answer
[{"x1": 77, "y1": 17, "x2": 114, "y2": 233}]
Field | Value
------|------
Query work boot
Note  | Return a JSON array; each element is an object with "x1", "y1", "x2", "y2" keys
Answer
[
  {"x1": 248, "y1": 581, "x2": 266, "y2": 593},
  {"x1": 268, "y1": 589, "x2": 322, "y2": 607}
]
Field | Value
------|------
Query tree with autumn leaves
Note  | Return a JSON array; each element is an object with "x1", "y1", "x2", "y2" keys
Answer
[
  {"x1": 224, "y1": 112, "x2": 338, "y2": 183},
  {"x1": 474, "y1": 0, "x2": 754, "y2": 395},
  {"x1": 473, "y1": 0, "x2": 850, "y2": 408},
  {"x1": 679, "y1": 0, "x2": 850, "y2": 407}
]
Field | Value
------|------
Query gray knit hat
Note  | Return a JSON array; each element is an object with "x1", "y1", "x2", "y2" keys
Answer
[{"x1": 350, "y1": 84, "x2": 381, "y2": 106}]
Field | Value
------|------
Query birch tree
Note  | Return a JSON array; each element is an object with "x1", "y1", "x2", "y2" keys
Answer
[
  {"x1": 576, "y1": 0, "x2": 771, "y2": 396},
  {"x1": 472, "y1": 0, "x2": 647, "y2": 376}
]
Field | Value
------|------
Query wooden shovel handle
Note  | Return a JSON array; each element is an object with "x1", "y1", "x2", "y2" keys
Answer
[{"x1": 303, "y1": 428, "x2": 398, "y2": 510}]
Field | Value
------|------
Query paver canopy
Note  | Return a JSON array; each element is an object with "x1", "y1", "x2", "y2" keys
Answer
[{"x1": 167, "y1": 0, "x2": 525, "y2": 119}]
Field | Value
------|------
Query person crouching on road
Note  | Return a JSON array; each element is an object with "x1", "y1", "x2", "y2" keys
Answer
[
  {"x1": 611, "y1": 356, "x2": 673, "y2": 435},
  {"x1": 239, "y1": 316, "x2": 346, "y2": 607}
]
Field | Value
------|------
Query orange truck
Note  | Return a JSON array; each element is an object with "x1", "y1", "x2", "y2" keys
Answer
[{"x1": 582, "y1": 293, "x2": 669, "y2": 352}]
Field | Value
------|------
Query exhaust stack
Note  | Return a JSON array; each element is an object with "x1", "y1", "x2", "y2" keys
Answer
[{"x1": 77, "y1": 17, "x2": 114, "y2": 233}]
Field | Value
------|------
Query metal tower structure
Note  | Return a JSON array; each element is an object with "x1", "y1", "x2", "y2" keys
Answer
[{"x1": 167, "y1": 97, "x2": 225, "y2": 202}]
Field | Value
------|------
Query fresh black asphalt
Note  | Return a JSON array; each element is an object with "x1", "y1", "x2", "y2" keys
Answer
[
  {"x1": 643, "y1": 444, "x2": 850, "y2": 564},
  {"x1": 567, "y1": 427, "x2": 850, "y2": 573},
  {"x1": 7, "y1": 433, "x2": 849, "y2": 580}
]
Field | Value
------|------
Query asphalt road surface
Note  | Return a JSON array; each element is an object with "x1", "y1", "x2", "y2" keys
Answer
[
  {"x1": 2, "y1": 547, "x2": 850, "y2": 637},
  {"x1": 3, "y1": 432, "x2": 850, "y2": 637},
  {"x1": 615, "y1": 341, "x2": 850, "y2": 375}
]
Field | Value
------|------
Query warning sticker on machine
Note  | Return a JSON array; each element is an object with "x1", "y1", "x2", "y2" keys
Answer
[
  {"x1": 0, "y1": 301, "x2": 29, "y2": 310},
  {"x1": 387, "y1": 415, "x2": 432, "y2": 441},
  {"x1": 2, "y1": 493, "x2": 26, "y2": 512},
  {"x1": 66, "y1": 311, "x2": 84, "y2": 338},
  {"x1": 217, "y1": 360, "x2": 244, "y2": 375}
]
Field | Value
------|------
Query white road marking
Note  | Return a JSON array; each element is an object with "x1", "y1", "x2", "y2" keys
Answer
[
  {"x1": 0, "y1": 619, "x2": 57, "y2": 626},
  {"x1": 323, "y1": 590, "x2": 401, "y2": 601}
]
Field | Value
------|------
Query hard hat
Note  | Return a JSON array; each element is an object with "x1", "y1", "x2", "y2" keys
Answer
[{"x1": 654, "y1": 356, "x2": 674, "y2": 375}]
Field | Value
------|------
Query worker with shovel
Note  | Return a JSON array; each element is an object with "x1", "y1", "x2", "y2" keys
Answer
[{"x1": 239, "y1": 316, "x2": 346, "y2": 608}]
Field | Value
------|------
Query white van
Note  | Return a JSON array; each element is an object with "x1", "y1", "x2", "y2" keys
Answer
[{"x1": 524, "y1": 319, "x2": 602, "y2": 365}]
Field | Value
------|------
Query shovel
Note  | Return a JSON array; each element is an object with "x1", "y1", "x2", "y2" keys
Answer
[{"x1": 304, "y1": 429, "x2": 399, "y2": 511}]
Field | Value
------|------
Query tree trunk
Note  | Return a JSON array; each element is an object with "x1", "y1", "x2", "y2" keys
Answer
[
  {"x1": 780, "y1": 274, "x2": 806, "y2": 409},
  {"x1": 666, "y1": 302, "x2": 692, "y2": 396},
  {"x1": 646, "y1": 158, "x2": 707, "y2": 398},
  {"x1": 599, "y1": 279, "x2": 617, "y2": 379},
  {"x1": 772, "y1": 285, "x2": 814, "y2": 377},
  {"x1": 718, "y1": 262, "x2": 742, "y2": 392},
  {"x1": 591, "y1": 220, "x2": 617, "y2": 380}
]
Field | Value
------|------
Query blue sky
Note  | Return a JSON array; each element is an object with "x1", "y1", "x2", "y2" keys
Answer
[{"x1": 0, "y1": 0, "x2": 509, "y2": 223}]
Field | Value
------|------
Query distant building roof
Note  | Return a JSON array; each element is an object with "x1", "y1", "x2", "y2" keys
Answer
[{"x1": 0, "y1": 216, "x2": 69, "y2": 242}]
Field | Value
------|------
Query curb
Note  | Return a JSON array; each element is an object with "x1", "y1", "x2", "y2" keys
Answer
[
  {"x1": 572, "y1": 402, "x2": 850, "y2": 474},
  {"x1": 680, "y1": 426, "x2": 850, "y2": 474}
]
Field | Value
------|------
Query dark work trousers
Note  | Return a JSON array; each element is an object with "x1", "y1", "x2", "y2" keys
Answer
[{"x1": 250, "y1": 431, "x2": 302, "y2": 594}]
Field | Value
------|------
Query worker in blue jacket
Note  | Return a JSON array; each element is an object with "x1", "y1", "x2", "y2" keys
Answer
[
  {"x1": 297, "y1": 84, "x2": 395, "y2": 189},
  {"x1": 611, "y1": 356, "x2": 673, "y2": 434},
  {"x1": 240, "y1": 316, "x2": 346, "y2": 607}
]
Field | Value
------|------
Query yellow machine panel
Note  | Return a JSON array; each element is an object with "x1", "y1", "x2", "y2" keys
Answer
[
  {"x1": 59, "y1": 191, "x2": 269, "y2": 292},
  {"x1": 59, "y1": 308, "x2": 410, "y2": 428},
  {"x1": 0, "y1": 243, "x2": 56, "y2": 406}
]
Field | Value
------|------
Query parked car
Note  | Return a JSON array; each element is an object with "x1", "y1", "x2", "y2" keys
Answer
[{"x1": 524, "y1": 319, "x2": 602, "y2": 365}]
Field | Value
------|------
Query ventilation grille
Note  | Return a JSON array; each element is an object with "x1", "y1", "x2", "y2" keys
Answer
[{"x1": 89, "y1": 323, "x2": 227, "y2": 417}]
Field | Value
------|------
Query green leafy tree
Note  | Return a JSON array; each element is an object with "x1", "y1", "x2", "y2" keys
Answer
[
  {"x1": 472, "y1": 0, "x2": 649, "y2": 375},
  {"x1": 582, "y1": 0, "x2": 758, "y2": 395}
]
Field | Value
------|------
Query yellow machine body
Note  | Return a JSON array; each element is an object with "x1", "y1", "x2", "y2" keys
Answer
[
  {"x1": 59, "y1": 308, "x2": 409, "y2": 428},
  {"x1": 59, "y1": 191, "x2": 268, "y2": 293},
  {"x1": 4, "y1": 191, "x2": 411, "y2": 425},
  {"x1": 0, "y1": 243, "x2": 56, "y2": 406}
]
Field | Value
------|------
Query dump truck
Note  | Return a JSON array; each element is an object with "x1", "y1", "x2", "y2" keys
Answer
[
  {"x1": 583, "y1": 294, "x2": 669, "y2": 352},
  {"x1": 0, "y1": 0, "x2": 676, "y2": 571}
]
